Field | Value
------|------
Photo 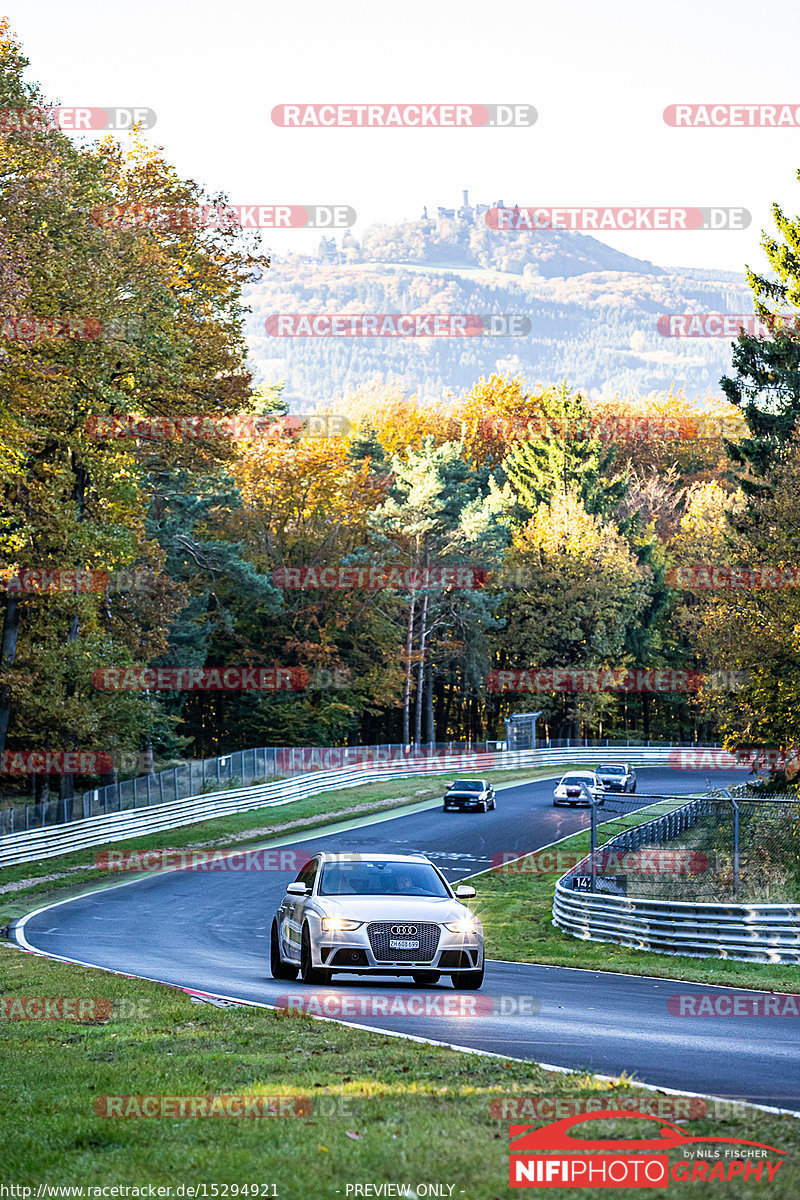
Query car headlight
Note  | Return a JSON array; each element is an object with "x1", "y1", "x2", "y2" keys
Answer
[
  {"x1": 444, "y1": 917, "x2": 480, "y2": 934},
  {"x1": 320, "y1": 917, "x2": 363, "y2": 932}
]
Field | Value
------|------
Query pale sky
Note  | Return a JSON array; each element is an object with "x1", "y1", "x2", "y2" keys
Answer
[{"x1": 8, "y1": 0, "x2": 800, "y2": 273}]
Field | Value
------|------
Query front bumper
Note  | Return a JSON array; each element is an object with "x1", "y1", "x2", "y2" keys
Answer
[
  {"x1": 444, "y1": 793, "x2": 488, "y2": 807},
  {"x1": 311, "y1": 922, "x2": 483, "y2": 973},
  {"x1": 553, "y1": 792, "x2": 594, "y2": 806}
]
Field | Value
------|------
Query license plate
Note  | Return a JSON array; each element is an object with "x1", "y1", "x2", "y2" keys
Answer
[{"x1": 389, "y1": 939, "x2": 419, "y2": 949}]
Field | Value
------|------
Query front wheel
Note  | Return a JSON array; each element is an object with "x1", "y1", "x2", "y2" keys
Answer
[
  {"x1": 631, "y1": 783, "x2": 637, "y2": 793},
  {"x1": 300, "y1": 925, "x2": 331, "y2": 985},
  {"x1": 270, "y1": 921, "x2": 298, "y2": 980},
  {"x1": 452, "y1": 962, "x2": 485, "y2": 990}
]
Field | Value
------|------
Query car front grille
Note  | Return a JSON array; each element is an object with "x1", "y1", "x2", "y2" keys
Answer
[{"x1": 367, "y1": 921, "x2": 440, "y2": 962}]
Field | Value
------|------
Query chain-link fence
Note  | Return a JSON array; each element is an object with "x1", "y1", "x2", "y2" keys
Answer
[{"x1": 560, "y1": 788, "x2": 800, "y2": 903}]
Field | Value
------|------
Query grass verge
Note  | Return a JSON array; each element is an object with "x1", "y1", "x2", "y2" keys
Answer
[{"x1": 1, "y1": 942, "x2": 798, "y2": 1197}]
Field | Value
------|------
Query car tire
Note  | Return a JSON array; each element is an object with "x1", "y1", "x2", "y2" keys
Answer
[
  {"x1": 452, "y1": 963, "x2": 484, "y2": 990},
  {"x1": 300, "y1": 925, "x2": 331, "y2": 985},
  {"x1": 631, "y1": 783, "x2": 636, "y2": 793},
  {"x1": 270, "y1": 920, "x2": 298, "y2": 980},
  {"x1": 412, "y1": 972, "x2": 440, "y2": 985}
]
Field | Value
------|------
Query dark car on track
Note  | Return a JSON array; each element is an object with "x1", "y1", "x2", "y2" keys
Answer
[{"x1": 442, "y1": 778, "x2": 496, "y2": 812}]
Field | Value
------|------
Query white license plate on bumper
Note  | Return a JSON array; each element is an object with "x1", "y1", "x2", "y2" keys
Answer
[{"x1": 389, "y1": 939, "x2": 419, "y2": 949}]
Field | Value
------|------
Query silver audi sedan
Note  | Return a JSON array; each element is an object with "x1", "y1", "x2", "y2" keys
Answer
[{"x1": 270, "y1": 851, "x2": 485, "y2": 989}]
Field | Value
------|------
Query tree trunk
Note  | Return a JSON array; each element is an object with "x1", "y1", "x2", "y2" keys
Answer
[
  {"x1": 59, "y1": 769, "x2": 74, "y2": 822},
  {"x1": 414, "y1": 591, "x2": 429, "y2": 748},
  {"x1": 402, "y1": 595, "x2": 416, "y2": 745},
  {"x1": 441, "y1": 671, "x2": 454, "y2": 739},
  {"x1": 0, "y1": 594, "x2": 20, "y2": 752},
  {"x1": 58, "y1": 613, "x2": 79, "y2": 822},
  {"x1": 425, "y1": 663, "x2": 435, "y2": 745}
]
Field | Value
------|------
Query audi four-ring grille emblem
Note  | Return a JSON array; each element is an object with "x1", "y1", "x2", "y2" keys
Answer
[{"x1": 391, "y1": 924, "x2": 417, "y2": 935}]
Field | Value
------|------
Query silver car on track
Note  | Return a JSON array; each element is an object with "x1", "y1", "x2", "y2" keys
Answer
[
  {"x1": 552, "y1": 771, "x2": 605, "y2": 807},
  {"x1": 270, "y1": 851, "x2": 485, "y2": 989}
]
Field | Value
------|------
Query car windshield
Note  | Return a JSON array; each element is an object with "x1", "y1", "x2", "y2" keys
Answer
[
  {"x1": 561, "y1": 775, "x2": 593, "y2": 786},
  {"x1": 599, "y1": 766, "x2": 626, "y2": 774},
  {"x1": 451, "y1": 780, "x2": 484, "y2": 790},
  {"x1": 318, "y1": 860, "x2": 451, "y2": 898}
]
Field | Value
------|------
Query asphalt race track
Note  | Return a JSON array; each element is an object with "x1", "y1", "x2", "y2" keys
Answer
[{"x1": 15, "y1": 766, "x2": 800, "y2": 1111}]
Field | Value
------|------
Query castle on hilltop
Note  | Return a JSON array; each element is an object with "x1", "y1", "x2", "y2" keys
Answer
[{"x1": 422, "y1": 190, "x2": 509, "y2": 225}]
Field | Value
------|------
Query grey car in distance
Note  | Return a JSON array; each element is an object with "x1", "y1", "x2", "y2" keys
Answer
[
  {"x1": 270, "y1": 851, "x2": 485, "y2": 989},
  {"x1": 595, "y1": 763, "x2": 637, "y2": 792}
]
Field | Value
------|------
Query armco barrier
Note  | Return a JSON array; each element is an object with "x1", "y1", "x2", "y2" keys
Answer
[
  {"x1": 0, "y1": 736, "x2": 683, "y2": 836},
  {"x1": 0, "y1": 744, "x2": 717, "y2": 868},
  {"x1": 552, "y1": 797, "x2": 800, "y2": 964}
]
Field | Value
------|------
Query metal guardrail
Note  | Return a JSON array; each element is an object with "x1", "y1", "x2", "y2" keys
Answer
[
  {"x1": 0, "y1": 744, "x2": 710, "y2": 868},
  {"x1": 553, "y1": 796, "x2": 800, "y2": 963},
  {"x1": 553, "y1": 887, "x2": 800, "y2": 964},
  {"x1": 0, "y1": 736, "x2": 696, "y2": 837}
]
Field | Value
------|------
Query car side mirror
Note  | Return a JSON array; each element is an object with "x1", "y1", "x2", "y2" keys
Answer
[
  {"x1": 286, "y1": 882, "x2": 310, "y2": 896},
  {"x1": 455, "y1": 885, "x2": 476, "y2": 898}
]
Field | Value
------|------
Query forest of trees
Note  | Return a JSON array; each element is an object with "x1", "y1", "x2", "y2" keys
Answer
[
  {"x1": 4, "y1": 18, "x2": 800, "y2": 803},
  {"x1": 245, "y1": 223, "x2": 750, "y2": 401}
]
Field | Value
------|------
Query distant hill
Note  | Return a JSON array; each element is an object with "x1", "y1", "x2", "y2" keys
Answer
[{"x1": 243, "y1": 214, "x2": 751, "y2": 403}]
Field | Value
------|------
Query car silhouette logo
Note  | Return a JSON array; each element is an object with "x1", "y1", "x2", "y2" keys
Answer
[
  {"x1": 391, "y1": 925, "x2": 417, "y2": 936},
  {"x1": 509, "y1": 1111, "x2": 784, "y2": 1154}
]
